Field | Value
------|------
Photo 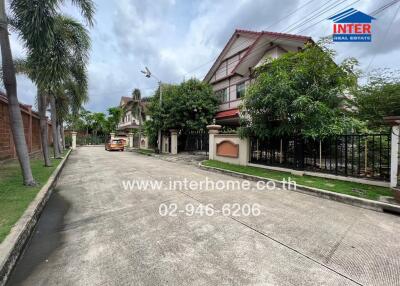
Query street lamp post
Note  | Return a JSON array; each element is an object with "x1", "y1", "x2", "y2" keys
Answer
[{"x1": 141, "y1": 67, "x2": 162, "y2": 153}]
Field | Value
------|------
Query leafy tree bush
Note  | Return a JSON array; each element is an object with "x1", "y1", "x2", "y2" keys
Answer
[
  {"x1": 145, "y1": 79, "x2": 218, "y2": 139},
  {"x1": 354, "y1": 69, "x2": 400, "y2": 131},
  {"x1": 239, "y1": 40, "x2": 363, "y2": 139}
]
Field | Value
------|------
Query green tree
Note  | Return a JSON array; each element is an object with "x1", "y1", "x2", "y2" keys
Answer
[
  {"x1": 146, "y1": 79, "x2": 218, "y2": 140},
  {"x1": 354, "y1": 70, "x2": 400, "y2": 131},
  {"x1": 13, "y1": 16, "x2": 90, "y2": 163},
  {"x1": 89, "y1": 112, "x2": 107, "y2": 135},
  {"x1": 10, "y1": 0, "x2": 94, "y2": 165},
  {"x1": 106, "y1": 107, "x2": 123, "y2": 133},
  {"x1": 240, "y1": 40, "x2": 361, "y2": 139}
]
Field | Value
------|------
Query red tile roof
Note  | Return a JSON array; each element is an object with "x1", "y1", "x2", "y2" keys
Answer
[
  {"x1": 215, "y1": 108, "x2": 239, "y2": 119},
  {"x1": 235, "y1": 29, "x2": 311, "y2": 41}
]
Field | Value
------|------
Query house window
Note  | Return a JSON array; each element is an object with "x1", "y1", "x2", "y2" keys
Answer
[
  {"x1": 236, "y1": 82, "x2": 246, "y2": 99},
  {"x1": 215, "y1": 88, "x2": 228, "y2": 103}
]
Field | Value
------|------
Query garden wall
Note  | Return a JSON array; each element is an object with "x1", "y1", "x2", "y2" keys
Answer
[{"x1": 0, "y1": 93, "x2": 52, "y2": 161}]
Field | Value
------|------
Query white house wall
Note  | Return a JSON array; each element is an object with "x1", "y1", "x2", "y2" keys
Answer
[{"x1": 224, "y1": 35, "x2": 256, "y2": 59}]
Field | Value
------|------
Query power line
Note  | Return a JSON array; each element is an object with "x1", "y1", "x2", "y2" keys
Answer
[
  {"x1": 183, "y1": 0, "x2": 332, "y2": 78},
  {"x1": 364, "y1": 1, "x2": 400, "y2": 75},
  {"x1": 197, "y1": 0, "x2": 397, "y2": 81},
  {"x1": 297, "y1": 0, "x2": 360, "y2": 34},
  {"x1": 195, "y1": 0, "x2": 356, "y2": 79}
]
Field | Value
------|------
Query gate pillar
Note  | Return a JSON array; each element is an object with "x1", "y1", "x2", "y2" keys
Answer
[
  {"x1": 71, "y1": 131, "x2": 77, "y2": 150},
  {"x1": 384, "y1": 117, "x2": 400, "y2": 199},
  {"x1": 170, "y1": 129, "x2": 178, "y2": 155},
  {"x1": 206, "y1": 124, "x2": 222, "y2": 160},
  {"x1": 128, "y1": 132, "x2": 134, "y2": 148}
]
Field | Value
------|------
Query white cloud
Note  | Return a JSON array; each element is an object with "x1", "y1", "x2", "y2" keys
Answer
[{"x1": 7, "y1": 0, "x2": 400, "y2": 112}]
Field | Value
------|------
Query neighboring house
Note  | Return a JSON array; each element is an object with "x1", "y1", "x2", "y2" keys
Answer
[
  {"x1": 117, "y1": 95, "x2": 150, "y2": 133},
  {"x1": 204, "y1": 29, "x2": 312, "y2": 127}
]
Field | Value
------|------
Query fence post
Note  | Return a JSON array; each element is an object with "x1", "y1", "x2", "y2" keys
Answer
[
  {"x1": 390, "y1": 125, "x2": 399, "y2": 188},
  {"x1": 170, "y1": 129, "x2": 178, "y2": 155},
  {"x1": 319, "y1": 140, "x2": 322, "y2": 169},
  {"x1": 294, "y1": 136, "x2": 305, "y2": 170},
  {"x1": 128, "y1": 132, "x2": 134, "y2": 148},
  {"x1": 383, "y1": 117, "x2": 400, "y2": 194},
  {"x1": 71, "y1": 131, "x2": 77, "y2": 150},
  {"x1": 365, "y1": 138, "x2": 368, "y2": 175},
  {"x1": 206, "y1": 124, "x2": 221, "y2": 160}
]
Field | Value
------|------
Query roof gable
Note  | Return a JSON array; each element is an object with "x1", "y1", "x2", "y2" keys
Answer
[
  {"x1": 204, "y1": 30, "x2": 258, "y2": 83},
  {"x1": 204, "y1": 29, "x2": 312, "y2": 83}
]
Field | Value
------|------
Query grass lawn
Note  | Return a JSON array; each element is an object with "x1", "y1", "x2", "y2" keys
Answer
[
  {"x1": 0, "y1": 152, "x2": 66, "y2": 243},
  {"x1": 136, "y1": 149, "x2": 155, "y2": 155},
  {"x1": 203, "y1": 160, "x2": 394, "y2": 201}
]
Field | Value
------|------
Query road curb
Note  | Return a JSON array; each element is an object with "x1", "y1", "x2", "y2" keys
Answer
[
  {"x1": 0, "y1": 149, "x2": 72, "y2": 286},
  {"x1": 198, "y1": 162, "x2": 400, "y2": 215}
]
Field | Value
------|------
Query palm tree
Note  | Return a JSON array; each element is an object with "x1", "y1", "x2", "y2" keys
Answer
[
  {"x1": 0, "y1": 0, "x2": 35, "y2": 185},
  {"x1": 131, "y1": 88, "x2": 144, "y2": 138},
  {"x1": 10, "y1": 0, "x2": 94, "y2": 162},
  {"x1": 14, "y1": 15, "x2": 91, "y2": 162},
  {"x1": 14, "y1": 58, "x2": 53, "y2": 166}
]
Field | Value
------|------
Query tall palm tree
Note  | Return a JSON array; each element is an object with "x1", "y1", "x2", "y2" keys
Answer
[
  {"x1": 10, "y1": 0, "x2": 94, "y2": 162},
  {"x1": 49, "y1": 16, "x2": 90, "y2": 158},
  {"x1": 0, "y1": 0, "x2": 35, "y2": 185},
  {"x1": 14, "y1": 58, "x2": 53, "y2": 166}
]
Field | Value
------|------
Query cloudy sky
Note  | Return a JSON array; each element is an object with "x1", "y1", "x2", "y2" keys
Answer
[{"x1": 10, "y1": 0, "x2": 400, "y2": 113}]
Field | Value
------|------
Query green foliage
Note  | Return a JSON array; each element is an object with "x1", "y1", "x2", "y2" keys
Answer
[
  {"x1": 10, "y1": 1, "x2": 93, "y2": 90},
  {"x1": 105, "y1": 107, "x2": 123, "y2": 133},
  {"x1": 354, "y1": 69, "x2": 400, "y2": 131},
  {"x1": 240, "y1": 40, "x2": 361, "y2": 139},
  {"x1": 145, "y1": 79, "x2": 218, "y2": 138}
]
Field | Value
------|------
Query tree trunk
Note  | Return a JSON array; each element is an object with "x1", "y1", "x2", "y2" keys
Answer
[
  {"x1": 60, "y1": 122, "x2": 66, "y2": 150},
  {"x1": 37, "y1": 91, "x2": 51, "y2": 166},
  {"x1": 57, "y1": 122, "x2": 63, "y2": 153},
  {"x1": 50, "y1": 96, "x2": 61, "y2": 158},
  {"x1": 0, "y1": 5, "x2": 36, "y2": 185}
]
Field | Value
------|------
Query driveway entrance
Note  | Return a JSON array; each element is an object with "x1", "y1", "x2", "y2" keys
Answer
[{"x1": 7, "y1": 147, "x2": 400, "y2": 286}]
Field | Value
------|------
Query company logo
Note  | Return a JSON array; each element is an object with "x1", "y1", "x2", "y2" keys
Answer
[{"x1": 328, "y1": 8, "x2": 376, "y2": 42}]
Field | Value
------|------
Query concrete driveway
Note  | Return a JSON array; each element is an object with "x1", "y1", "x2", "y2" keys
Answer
[{"x1": 7, "y1": 147, "x2": 400, "y2": 286}]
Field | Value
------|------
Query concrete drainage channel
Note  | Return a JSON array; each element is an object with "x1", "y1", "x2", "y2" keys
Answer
[
  {"x1": 0, "y1": 150, "x2": 72, "y2": 286},
  {"x1": 198, "y1": 162, "x2": 400, "y2": 216}
]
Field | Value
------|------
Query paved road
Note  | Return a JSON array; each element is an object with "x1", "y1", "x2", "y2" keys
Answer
[{"x1": 7, "y1": 147, "x2": 400, "y2": 286}]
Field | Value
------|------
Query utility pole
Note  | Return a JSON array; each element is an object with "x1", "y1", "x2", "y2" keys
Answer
[{"x1": 141, "y1": 67, "x2": 163, "y2": 153}]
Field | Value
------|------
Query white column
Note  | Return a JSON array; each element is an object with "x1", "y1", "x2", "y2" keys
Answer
[
  {"x1": 206, "y1": 124, "x2": 221, "y2": 160},
  {"x1": 128, "y1": 132, "x2": 134, "y2": 148},
  {"x1": 391, "y1": 125, "x2": 399, "y2": 188},
  {"x1": 71, "y1": 131, "x2": 77, "y2": 150},
  {"x1": 170, "y1": 130, "x2": 178, "y2": 155},
  {"x1": 110, "y1": 132, "x2": 115, "y2": 140},
  {"x1": 239, "y1": 137, "x2": 250, "y2": 166},
  {"x1": 140, "y1": 135, "x2": 149, "y2": 149}
]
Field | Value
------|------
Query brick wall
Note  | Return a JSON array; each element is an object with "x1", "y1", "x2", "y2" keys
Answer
[{"x1": 0, "y1": 94, "x2": 52, "y2": 161}]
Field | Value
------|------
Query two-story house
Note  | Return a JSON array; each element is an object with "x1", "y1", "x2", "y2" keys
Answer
[
  {"x1": 117, "y1": 96, "x2": 150, "y2": 133},
  {"x1": 204, "y1": 29, "x2": 312, "y2": 127}
]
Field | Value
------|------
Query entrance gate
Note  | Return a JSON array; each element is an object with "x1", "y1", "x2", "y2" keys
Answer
[
  {"x1": 77, "y1": 134, "x2": 107, "y2": 146},
  {"x1": 178, "y1": 130, "x2": 209, "y2": 153}
]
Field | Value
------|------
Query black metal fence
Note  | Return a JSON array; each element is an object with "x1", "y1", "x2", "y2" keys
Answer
[
  {"x1": 77, "y1": 134, "x2": 107, "y2": 146},
  {"x1": 178, "y1": 130, "x2": 209, "y2": 153},
  {"x1": 250, "y1": 134, "x2": 391, "y2": 181}
]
